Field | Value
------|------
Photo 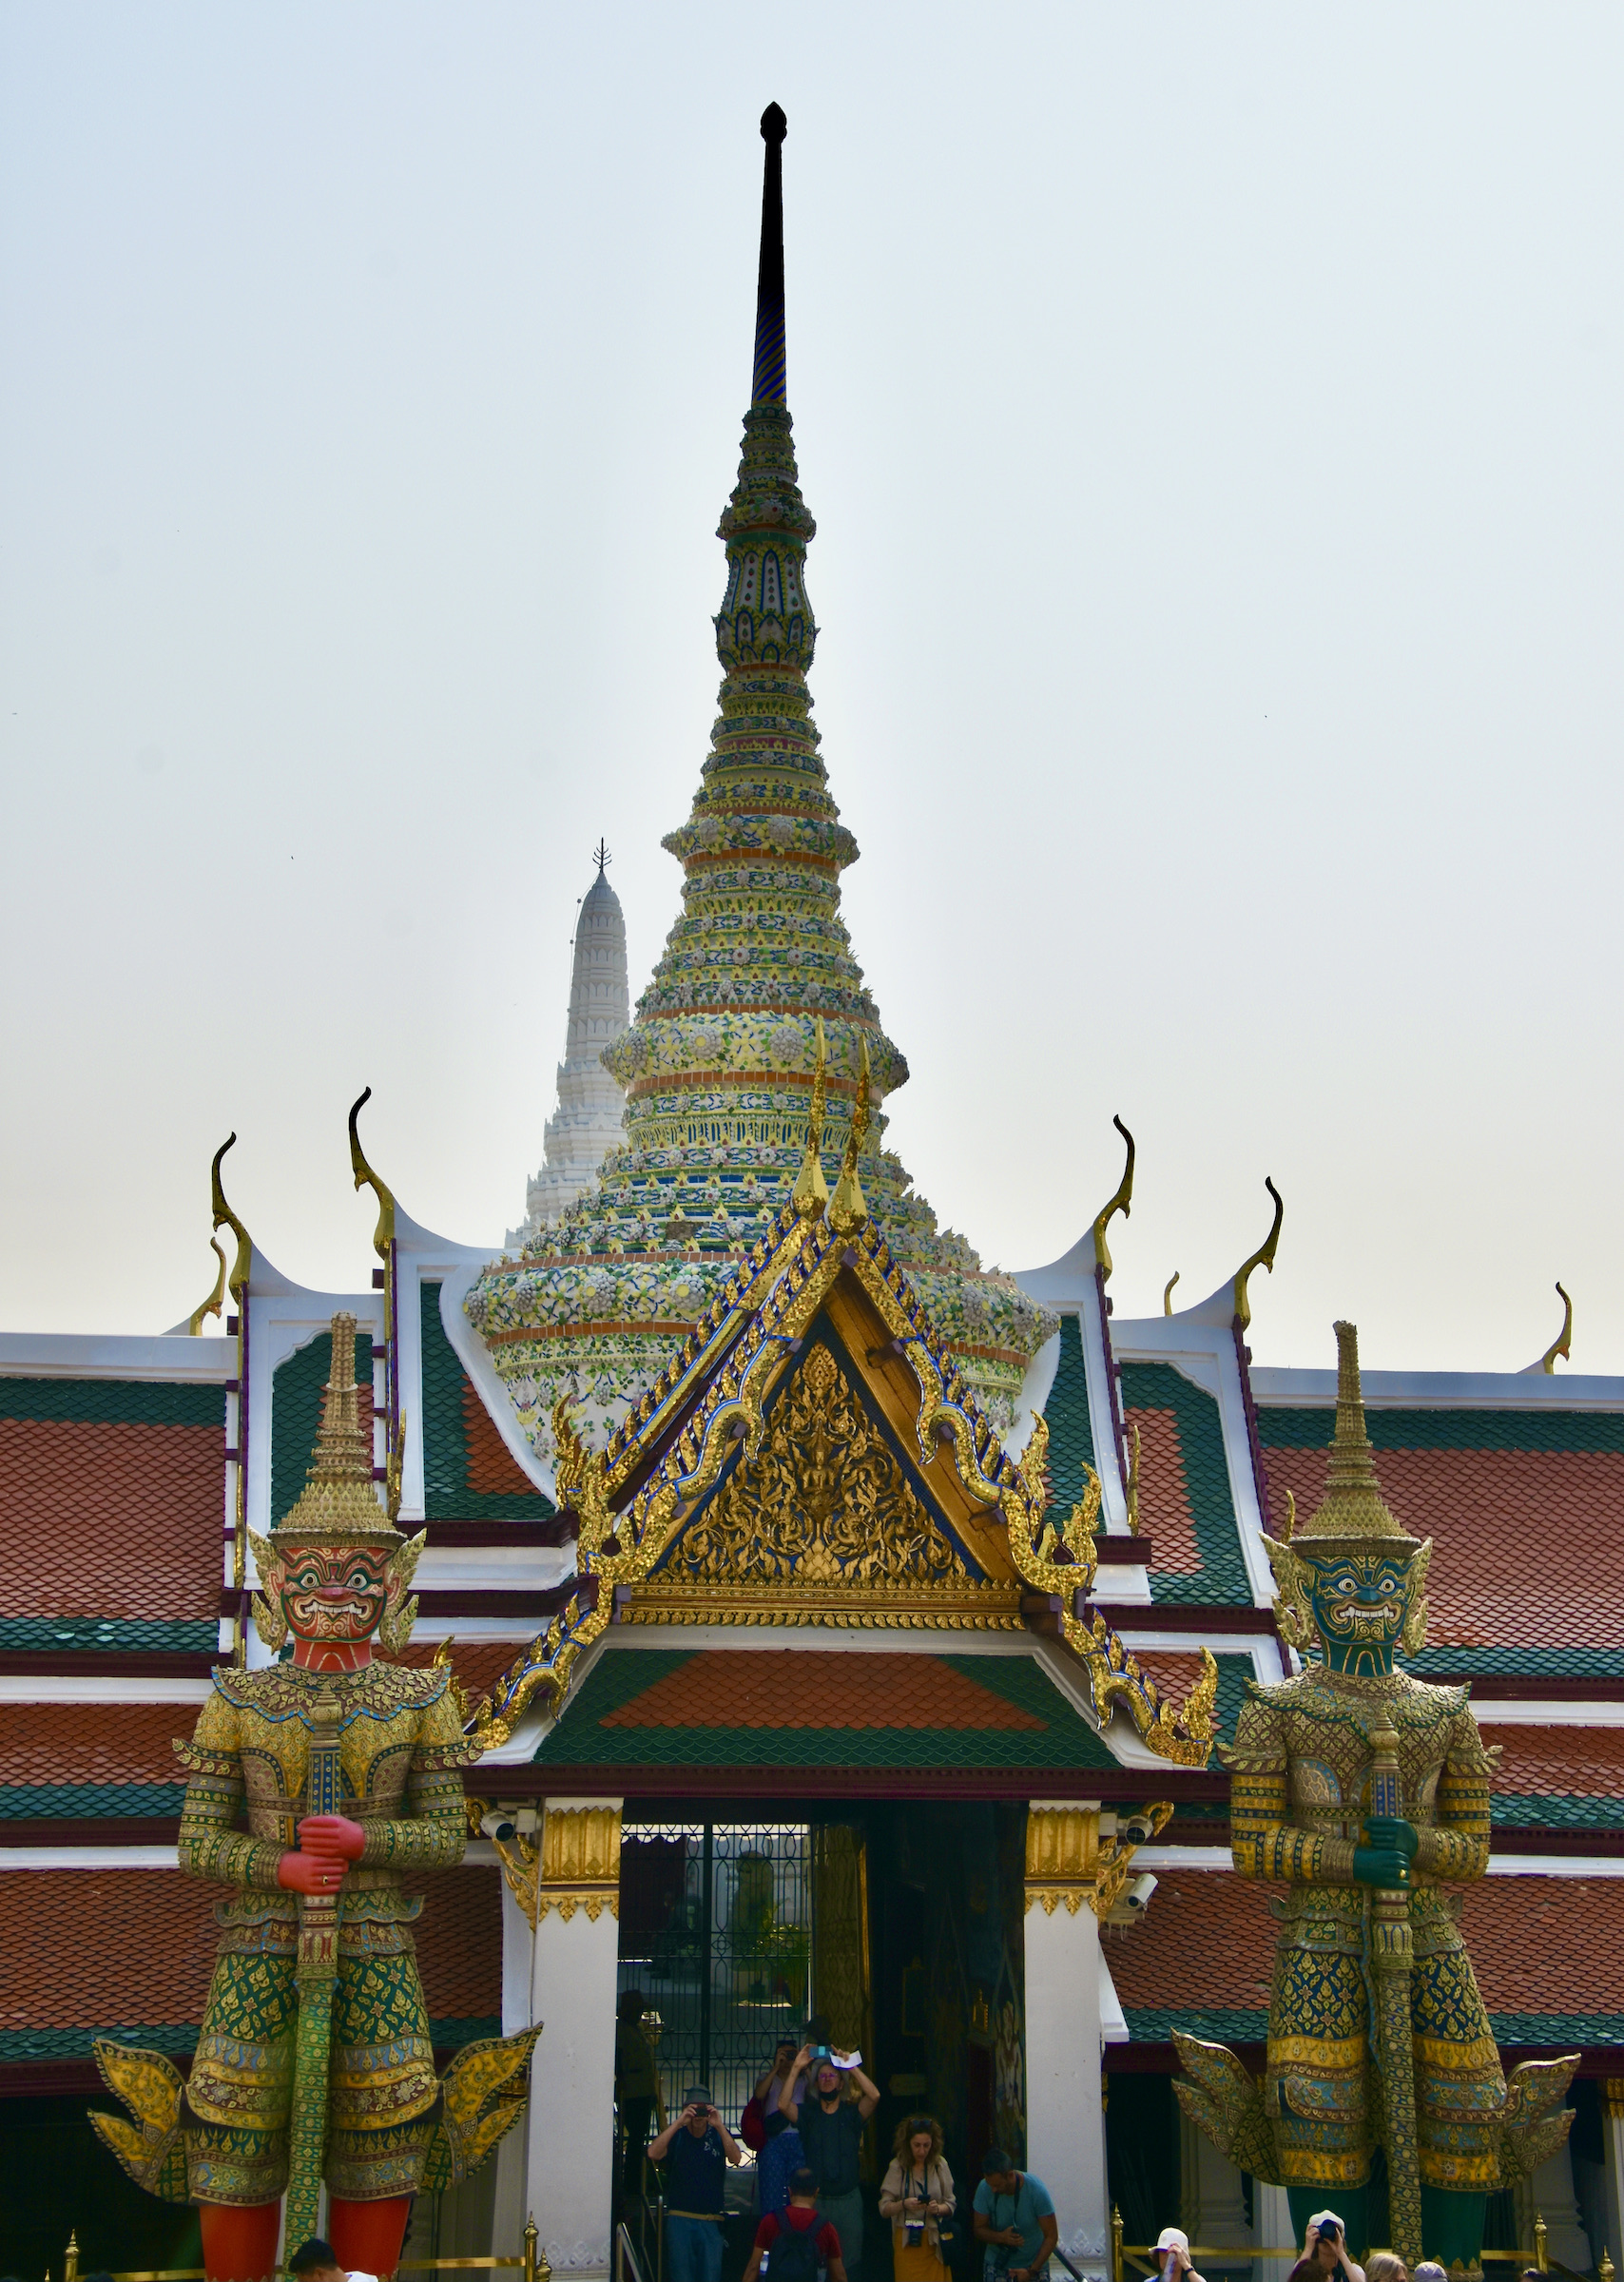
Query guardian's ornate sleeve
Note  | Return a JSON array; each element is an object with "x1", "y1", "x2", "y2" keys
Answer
[
  {"x1": 358, "y1": 1677, "x2": 481, "y2": 1872},
  {"x1": 1224, "y1": 1692, "x2": 1357, "y2": 1885},
  {"x1": 1415, "y1": 1702, "x2": 1499, "y2": 1883},
  {"x1": 174, "y1": 1685, "x2": 284, "y2": 1892}
]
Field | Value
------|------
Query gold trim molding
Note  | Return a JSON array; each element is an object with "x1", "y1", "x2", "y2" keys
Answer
[
  {"x1": 539, "y1": 1804, "x2": 620, "y2": 1923},
  {"x1": 624, "y1": 1578, "x2": 1025, "y2": 1631}
]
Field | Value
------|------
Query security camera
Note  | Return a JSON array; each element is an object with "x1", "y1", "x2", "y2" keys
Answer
[
  {"x1": 480, "y1": 1810, "x2": 517, "y2": 1843},
  {"x1": 1121, "y1": 1810, "x2": 1157, "y2": 1847},
  {"x1": 1106, "y1": 1873, "x2": 1158, "y2": 1927}
]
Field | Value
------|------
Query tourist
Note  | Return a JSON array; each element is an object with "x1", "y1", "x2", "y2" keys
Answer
[
  {"x1": 776, "y1": 2040, "x2": 880, "y2": 2271},
  {"x1": 1412, "y1": 2265, "x2": 1446, "y2": 2282},
  {"x1": 1285, "y1": 2214, "x2": 1365, "y2": 2282},
  {"x1": 973, "y1": 2150, "x2": 1057, "y2": 2282},
  {"x1": 648, "y1": 2084, "x2": 744, "y2": 2282},
  {"x1": 753, "y1": 2040, "x2": 807, "y2": 2222},
  {"x1": 615, "y1": 1989, "x2": 661, "y2": 2213},
  {"x1": 879, "y1": 2114, "x2": 957, "y2": 2282},
  {"x1": 1154, "y1": 2227, "x2": 1206, "y2": 2282},
  {"x1": 1365, "y1": 2256, "x2": 1407, "y2": 2282},
  {"x1": 743, "y1": 2165, "x2": 849, "y2": 2282},
  {"x1": 287, "y1": 2245, "x2": 369, "y2": 2282}
]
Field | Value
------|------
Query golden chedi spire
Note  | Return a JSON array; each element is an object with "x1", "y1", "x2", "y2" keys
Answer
[
  {"x1": 272, "y1": 1312, "x2": 402, "y2": 1548},
  {"x1": 1294, "y1": 1320, "x2": 1418, "y2": 1551}
]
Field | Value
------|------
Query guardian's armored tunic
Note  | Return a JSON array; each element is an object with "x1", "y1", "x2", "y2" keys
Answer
[
  {"x1": 1227, "y1": 1663, "x2": 1502, "y2": 2196},
  {"x1": 176, "y1": 1656, "x2": 476, "y2": 2204}
]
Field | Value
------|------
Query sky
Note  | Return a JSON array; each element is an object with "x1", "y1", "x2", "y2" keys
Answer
[{"x1": 1, "y1": 4, "x2": 1620, "y2": 1374}]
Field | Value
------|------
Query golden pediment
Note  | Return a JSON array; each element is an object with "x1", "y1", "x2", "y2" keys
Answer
[{"x1": 627, "y1": 1337, "x2": 1023, "y2": 1630}]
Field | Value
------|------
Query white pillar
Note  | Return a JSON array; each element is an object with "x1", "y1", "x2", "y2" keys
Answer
[
  {"x1": 492, "y1": 1864, "x2": 539, "y2": 2251},
  {"x1": 1518, "y1": 2146, "x2": 1592, "y2": 2275},
  {"x1": 1178, "y1": 2113, "x2": 1252, "y2": 2262},
  {"x1": 1026, "y1": 1803, "x2": 1110, "y2": 2276},
  {"x1": 1253, "y1": 2182, "x2": 1295, "y2": 2282},
  {"x1": 1595, "y1": 2081, "x2": 1624, "y2": 2277},
  {"x1": 525, "y1": 1797, "x2": 623, "y2": 2282}
]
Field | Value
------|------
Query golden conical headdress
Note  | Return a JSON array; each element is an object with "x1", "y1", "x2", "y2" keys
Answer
[
  {"x1": 270, "y1": 1311, "x2": 402, "y2": 1549},
  {"x1": 1291, "y1": 1320, "x2": 1419, "y2": 1554}
]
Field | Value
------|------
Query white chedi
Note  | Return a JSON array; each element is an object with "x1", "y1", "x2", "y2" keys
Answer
[{"x1": 507, "y1": 858, "x2": 630, "y2": 1248}]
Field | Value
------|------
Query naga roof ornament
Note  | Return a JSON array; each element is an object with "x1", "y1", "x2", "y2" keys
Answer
[{"x1": 465, "y1": 105, "x2": 1055, "y2": 1469}]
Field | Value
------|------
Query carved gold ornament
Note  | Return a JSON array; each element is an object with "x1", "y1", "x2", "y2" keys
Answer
[
  {"x1": 538, "y1": 1804, "x2": 621, "y2": 1923},
  {"x1": 1024, "y1": 1802, "x2": 1173, "y2": 1921}
]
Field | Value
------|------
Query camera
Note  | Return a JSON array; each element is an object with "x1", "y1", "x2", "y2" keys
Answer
[
  {"x1": 811, "y1": 2043, "x2": 832, "y2": 2063},
  {"x1": 905, "y1": 2226, "x2": 925, "y2": 2249}
]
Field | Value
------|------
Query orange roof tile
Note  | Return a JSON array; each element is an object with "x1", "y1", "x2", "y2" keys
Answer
[
  {"x1": 599, "y1": 1650, "x2": 1046, "y2": 1731},
  {"x1": 1263, "y1": 1443, "x2": 1624, "y2": 1650},
  {"x1": 1124, "y1": 1406, "x2": 1204, "y2": 1576},
  {"x1": 391, "y1": 1639, "x2": 534, "y2": 1704},
  {"x1": 0, "y1": 1420, "x2": 222, "y2": 1619},
  {"x1": 1106, "y1": 1868, "x2": 1276, "y2": 2015}
]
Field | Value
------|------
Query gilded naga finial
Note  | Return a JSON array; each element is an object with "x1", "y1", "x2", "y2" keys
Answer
[
  {"x1": 348, "y1": 1087, "x2": 396, "y2": 1262},
  {"x1": 210, "y1": 1134, "x2": 253, "y2": 1303},
  {"x1": 828, "y1": 1034, "x2": 872, "y2": 1234},
  {"x1": 1163, "y1": 1271, "x2": 1180, "y2": 1316},
  {"x1": 186, "y1": 1236, "x2": 228, "y2": 1336},
  {"x1": 1092, "y1": 1115, "x2": 1135, "y2": 1281},
  {"x1": 1232, "y1": 1175, "x2": 1283, "y2": 1331},
  {"x1": 791, "y1": 1016, "x2": 830, "y2": 1218},
  {"x1": 1540, "y1": 1282, "x2": 1573, "y2": 1374}
]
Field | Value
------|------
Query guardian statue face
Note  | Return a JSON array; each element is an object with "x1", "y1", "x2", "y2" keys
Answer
[
  {"x1": 267, "y1": 1542, "x2": 393, "y2": 1649},
  {"x1": 1298, "y1": 1547, "x2": 1415, "y2": 1677}
]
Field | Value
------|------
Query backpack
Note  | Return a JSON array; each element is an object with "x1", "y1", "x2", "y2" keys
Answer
[
  {"x1": 741, "y1": 2097, "x2": 768, "y2": 2153},
  {"x1": 769, "y1": 2214, "x2": 824, "y2": 2282}
]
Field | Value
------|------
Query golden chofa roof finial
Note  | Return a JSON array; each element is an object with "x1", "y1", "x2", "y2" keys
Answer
[
  {"x1": 1540, "y1": 1281, "x2": 1574, "y2": 1374},
  {"x1": 210, "y1": 1133, "x2": 253, "y2": 1304},
  {"x1": 349, "y1": 1087, "x2": 396, "y2": 1262},
  {"x1": 791, "y1": 1016, "x2": 830, "y2": 1218},
  {"x1": 1092, "y1": 1115, "x2": 1135, "y2": 1281},
  {"x1": 1232, "y1": 1176, "x2": 1283, "y2": 1332},
  {"x1": 186, "y1": 1237, "x2": 228, "y2": 1337},
  {"x1": 828, "y1": 1034, "x2": 873, "y2": 1234}
]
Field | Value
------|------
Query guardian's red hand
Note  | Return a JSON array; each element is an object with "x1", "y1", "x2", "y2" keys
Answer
[
  {"x1": 299, "y1": 1812, "x2": 366, "y2": 1861},
  {"x1": 278, "y1": 1848, "x2": 347, "y2": 1894}
]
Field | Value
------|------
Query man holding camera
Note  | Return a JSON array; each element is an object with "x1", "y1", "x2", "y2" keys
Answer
[
  {"x1": 973, "y1": 2151, "x2": 1057, "y2": 2282},
  {"x1": 777, "y1": 2041, "x2": 880, "y2": 2272},
  {"x1": 648, "y1": 2084, "x2": 744, "y2": 2282}
]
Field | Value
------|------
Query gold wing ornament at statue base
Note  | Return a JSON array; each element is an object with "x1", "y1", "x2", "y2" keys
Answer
[
  {"x1": 418, "y1": 2023, "x2": 544, "y2": 2194},
  {"x1": 89, "y1": 2040, "x2": 189, "y2": 2204},
  {"x1": 1171, "y1": 2031, "x2": 1280, "y2": 2182}
]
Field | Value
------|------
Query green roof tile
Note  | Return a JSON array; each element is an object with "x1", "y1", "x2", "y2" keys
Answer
[
  {"x1": 1120, "y1": 1362, "x2": 1252, "y2": 1607},
  {"x1": 0, "y1": 1618, "x2": 216, "y2": 1654},
  {"x1": 0, "y1": 1378, "x2": 224, "y2": 1427},
  {"x1": 1259, "y1": 1407, "x2": 1624, "y2": 1455},
  {"x1": 1046, "y1": 1314, "x2": 1097, "y2": 1510},
  {"x1": 421, "y1": 1281, "x2": 554, "y2": 1520}
]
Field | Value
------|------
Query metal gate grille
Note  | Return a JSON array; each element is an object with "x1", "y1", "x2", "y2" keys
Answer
[{"x1": 618, "y1": 1822, "x2": 812, "y2": 2138}]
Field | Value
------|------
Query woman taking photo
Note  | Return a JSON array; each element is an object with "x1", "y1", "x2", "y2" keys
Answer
[{"x1": 880, "y1": 2116, "x2": 956, "y2": 2282}]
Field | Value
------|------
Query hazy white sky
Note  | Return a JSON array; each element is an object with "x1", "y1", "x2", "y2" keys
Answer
[{"x1": 2, "y1": 4, "x2": 1620, "y2": 1373}]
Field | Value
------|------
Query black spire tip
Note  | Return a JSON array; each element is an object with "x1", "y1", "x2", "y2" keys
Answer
[
  {"x1": 752, "y1": 106, "x2": 788, "y2": 407},
  {"x1": 592, "y1": 838, "x2": 610, "y2": 875}
]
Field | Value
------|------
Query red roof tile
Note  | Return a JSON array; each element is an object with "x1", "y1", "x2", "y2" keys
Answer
[
  {"x1": 1106, "y1": 1868, "x2": 1276, "y2": 2014},
  {"x1": 600, "y1": 1651, "x2": 1046, "y2": 1731},
  {"x1": 0, "y1": 1864, "x2": 501, "y2": 2034},
  {"x1": 462, "y1": 1382, "x2": 546, "y2": 1499},
  {"x1": 391, "y1": 1639, "x2": 534, "y2": 1704},
  {"x1": 0, "y1": 1420, "x2": 222, "y2": 1619},
  {"x1": 0, "y1": 1702, "x2": 194, "y2": 1789},
  {"x1": 1490, "y1": 1725, "x2": 1624, "y2": 1801},
  {"x1": 1107, "y1": 1867, "x2": 1624, "y2": 2025},
  {"x1": 1123, "y1": 1406, "x2": 1204, "y2": 1576},
  {"x1": 1262, "y1": 1444, "x2": 1624, "y2": 1651}
]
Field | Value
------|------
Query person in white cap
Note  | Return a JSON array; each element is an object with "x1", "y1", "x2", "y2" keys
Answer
[
  {"x1": 1286, "y1": 2212, "x2": 1365, "y2": 2282},
  {"x1": 1155, "y1": 2228, "x2": 1206, "y2": 2282}
]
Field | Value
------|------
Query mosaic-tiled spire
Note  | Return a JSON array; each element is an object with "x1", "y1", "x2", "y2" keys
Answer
[{"x1": 466, "y1": 110, "x2": 1055, "y2": 1461}]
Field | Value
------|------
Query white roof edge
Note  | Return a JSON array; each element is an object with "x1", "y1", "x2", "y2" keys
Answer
[
  {"x1": 1248, "y1": 1364, "x2": 1624, "y2": 1410},
  {"x1": 0, "y1": 1330, "x2": 239, "y2": 1381}
]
